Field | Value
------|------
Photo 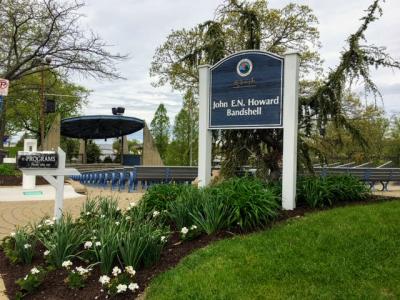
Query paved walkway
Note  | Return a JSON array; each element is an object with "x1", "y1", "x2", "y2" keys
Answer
[{"x1": 0, "y1": 187, "x2": 143, "y2": 238}]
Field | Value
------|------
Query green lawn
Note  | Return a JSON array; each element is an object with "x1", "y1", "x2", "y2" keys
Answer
[{"x1": 146, "y1": 200, "x2": 400, "y2": 300}]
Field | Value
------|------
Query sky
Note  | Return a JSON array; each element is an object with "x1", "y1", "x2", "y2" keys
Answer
[{"x1": 75, "y1": 0, "x2": 399, "y2": 138}]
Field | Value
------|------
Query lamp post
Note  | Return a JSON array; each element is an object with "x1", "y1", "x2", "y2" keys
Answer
[{"x1": 39, "y1": 56, "x2": 52, "y2": 149}]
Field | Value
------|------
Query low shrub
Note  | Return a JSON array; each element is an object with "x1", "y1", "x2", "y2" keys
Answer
[
  {"x1": 167, "y1": 186, "x2": 202, "y2": 228},
  {"x1": 140, "y1": 183, "x2": 187, "y2": 214},
  {"x1": 213, "y1": 177, "x2": 280, "y2": 230},
  {"x1": 1, "y1": 228, "x2": 36, "y2": 264},
  {"x1": 190, "y1": 190, "x2": 232, "y2": 235},
  {"x1": 0, "y1": 164, "x2": 17, "y2": 176},
  {"x1": 36, "y1": 215, "x2": 88, "y2": 267},
  {"x1": 297, "y1": 175, "x2": 370, "y2": 207},
  {"x1": 15, "y1": 266, "x2": 48, "y2": 299}
]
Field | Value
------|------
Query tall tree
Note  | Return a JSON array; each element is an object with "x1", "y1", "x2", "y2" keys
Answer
[
  {"x1": 0, "y1": 0, "x2": 126, "y2": 148},
  {"x1": 151, "y1": 0, "x2": 399, "y2": 179},
  {"x1": 150, "y1": 104, "x2": 170, "y2": 160},
  {"x1": 166, "y1": 90, "x2": 199, "y2": 166},
  {"x1": 5, "y1": 71, "x2": 88, "y2": 139}
]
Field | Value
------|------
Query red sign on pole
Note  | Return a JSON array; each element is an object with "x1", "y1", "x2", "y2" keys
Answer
[{"x1": 0, "y1": 79, "x2": 9, "y2": 96}]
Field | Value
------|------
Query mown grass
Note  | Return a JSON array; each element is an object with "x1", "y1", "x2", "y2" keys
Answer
[{"x1": 146, "y1": 200, "x2": 400, "y2": 300}]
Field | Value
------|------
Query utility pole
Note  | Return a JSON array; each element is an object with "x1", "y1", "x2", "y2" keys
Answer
[{"x1": 39, "y1": 56, "x2": 52, "y2": 149}]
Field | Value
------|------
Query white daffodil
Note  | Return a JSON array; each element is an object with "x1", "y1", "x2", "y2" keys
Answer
[
  {"x1": 125, "y1": 216, "x2": 131, "y2": 220},
  {"x1": 62, "y1": 260, "x2": 73, "y2": 269},
  {"x1": 24, "y1": 243, "x2": 31, "y2": 249},
  {"x1": 86, "y1": 212, "x2": 91, "y2": 216},
  {"x1": 44, "y1": 219, "x2": 54, "y2": 226},
  {"x1": 10, "y1": 232, "x2": 16, "y2": 237},
  {"x1": 190, "y1": 225, "x2": 197, "y2": 230},
  {"x1": 125, "y1": 266, "x2": 136, "y2": 276},
  {"x1": 128, "y1": 282, "x2": 139, "y2": 291},
  {"x1": 161, "y1": 236, "x2": 167, "y2": 242},
  {"x1": 95, "y1": 241, "x2": 101, "y2": 247},
  {"x1": 76, "y1": 266, "x2": 90, "y2": 276},
  {"x1": 99, "y1": 275, "x2": 110, "y2": 285},
  {"x1": 129, "y1": 202, "x2": 137, "y2": 207},
  {"x1": 30, "y1": 267, "x2": 40, "y2": 274},
  {"x1": 84, "y1": 241, "x2": 93, "y2": 249},
  {"x1": 112, "y1": 266, "x2": 122, "y2": 277},
  {"x1": 116, "y1": 284, "x2": 127, "y2": 294},
  {"x1": 115, "y1": 221, "x2": 120, "y2": 226},
  {"x1": 152, "y1": 211, "x2": 160, "y2": 217},
  {"x1": 43, "y1": 250, "x2": 50, "y2": 256},
  {"x1": 100, "y1": 214, "x2": 105, "y2": 218},
  {"x1": 181, "y1": 227, "x2": 189, "y2": 235}
]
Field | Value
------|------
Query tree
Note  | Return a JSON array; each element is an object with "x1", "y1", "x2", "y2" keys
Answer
[
  {"x1": 6, "y1": 71, "x2": 88, "y2": 139},
  {"x1": 0, "y1": 0, "x2": 126, "y2": 148},
  {"x1": 86, "y1": 141, "x2": 101, "y2": 164},
  {"x1": 112, "y1": 139, "x2": 142, "y2": 155},
  {"x1": 165, "y1": 90, "x2": 199, "y2": 166},
  {"x1": 309, "y1": 94, "x2": 389, "y2": 163},
  {"x1": 150, "y1": 104, "x2": 170, "y2": 160},
  {"x1": 151, "y1": 0, "x2": 399, "y2": 179},
  {"x1": 60, "y1": 136, "x2": 79, "y2": 162}
]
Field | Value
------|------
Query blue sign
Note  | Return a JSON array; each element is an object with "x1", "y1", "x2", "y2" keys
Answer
[
  {"x1": 209, "y1": 50, "x2": 284, "y2": 129},
  {"x1": 0, "y1": 96, "x2": 3, "y2": 112}
]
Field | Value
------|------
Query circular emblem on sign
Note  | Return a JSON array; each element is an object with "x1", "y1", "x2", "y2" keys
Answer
[{"x1": 236, "y1": 58, "x2": 253, "y2": 77}]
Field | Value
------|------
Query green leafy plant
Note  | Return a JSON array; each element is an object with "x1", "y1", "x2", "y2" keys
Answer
[
  {"x1": 140, "y1": 183, "x2": 187, "y2": 213},
  {"x1": 36, "y1": 215, "x2": 88, "y2": 267},
  {"x1": 1, "y1": 228, "x2": 36, "y2": 264},
  {"x1": 0, "y1": 164, "x2": 17, "y2": 176},
  {"x1": 190, "y1": 190, "x2": 231, "y2": 235},
  {"x1": 213, "y1": 177, "x2": 280, "y2": 230},
  {"x1": 64, "y1": 266, "x2": 92, "y2": 289},
  {"x1": 15, "y1": 266, "x2": 47, "y2": 299},
  {"x1": 297, "y1": 175, "x2": 371, "y2": 207},
  {"x1": 167, "y1": 185, "x2": 202, "y2": 228}
]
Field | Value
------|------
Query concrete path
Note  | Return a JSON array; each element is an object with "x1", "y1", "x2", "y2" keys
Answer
[
  {"x1": 0, "y1": 187, "x2": 143, "y2": 239},
  {"x1": 0, "y1": 184, "x2": 83, "y2": 202}
]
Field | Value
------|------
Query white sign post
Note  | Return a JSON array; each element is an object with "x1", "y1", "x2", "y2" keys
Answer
[
  {"x1": 198, "y1": 51, "x2": 300, "y2": 210},
  {"x1": 19, "y1": 147, "x2": 80, "y2": 220}
]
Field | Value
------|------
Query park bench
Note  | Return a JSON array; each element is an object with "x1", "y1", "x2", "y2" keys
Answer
[{"x1": 314, "y1": 163, "x2": 400, "y2": 191}]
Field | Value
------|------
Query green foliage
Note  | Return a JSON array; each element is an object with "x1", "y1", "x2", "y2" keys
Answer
[
  {"x1": 65, "y1": 266, "x2": 92, "y2": 289},
  {"x1": 13, "y1": 228, "x2": 36, "y2": 264},
  {"x1": 190, "y1": 190, "x2": 232, "y2": 235},
  {"x1": 167, "y1": 186, "x2": 202, "y2": 228},
  {"x1": 165, "y1": 90, "x2": 198, "y2": 166},
  {"x1": 213, "y1": 177, "x2": 280, "y2": 230},
  {"x1": 86, "y1": 142, "x2": 101, "y2": 164},
  {"x1": 0, "y1": 164, "x2": 17, "y2": 176},
  {"x1": 35, "y1": 215, "x2": 88, "y2": 267},
  {"x1": 15, "y1": 266, "x2": 47, "y2": 299},
  {"x1": 150, "y1": 104, "x2": 170, "y2": 160},
  {"x1": 297, "y1": 175, "x2": 371, "y2": 208},
  {"x1": 1, "y1": 228, "x2": 36, "y2": 264},
  {"x1": 140, "y1": 183, "x2": 187, "y2": 214}
]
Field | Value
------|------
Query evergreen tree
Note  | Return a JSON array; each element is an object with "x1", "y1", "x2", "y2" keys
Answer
[{"x1": 150, "y1": 104, "x2": 170, "y2": 160}]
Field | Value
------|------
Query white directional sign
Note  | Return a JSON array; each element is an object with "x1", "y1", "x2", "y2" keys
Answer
[
  {"x1": 19, "y1": 147, "x2": 80, "y2": 220},
  {"x1": 0, "y1": 79, "x2": 9, "y2": 96}
]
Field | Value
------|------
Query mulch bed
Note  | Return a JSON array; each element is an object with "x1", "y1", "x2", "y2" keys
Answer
[
  {"x1": 0, "y1": 176, "x2": 48, "y2": 186},
  {"x1": 0, "y1": 195, "x2": 397, "y2": 300}
]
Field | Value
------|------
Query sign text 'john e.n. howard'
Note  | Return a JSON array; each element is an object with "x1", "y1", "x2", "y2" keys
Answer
[{"x1": 209, "y1": 50, "x2": 283, "y2": 129}]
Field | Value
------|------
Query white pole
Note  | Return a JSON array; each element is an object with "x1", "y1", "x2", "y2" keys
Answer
[
  {"x1": 54, "y1": 147, "x2": 66, "y2": 219},
  {"x1": 22, "y1": 139, "x2": 37, "y2": 189},
  {"x1": 198, "y1": 65, "x2": 212, "y2": 187},
  {"x1": 282, "y1": 52, "x2": 300, "y2": 210}
]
